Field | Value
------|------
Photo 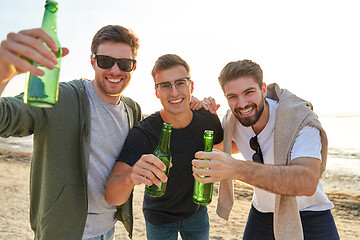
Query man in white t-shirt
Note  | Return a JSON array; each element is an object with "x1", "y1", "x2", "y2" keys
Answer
[{"x1": 192, "y1": 60, "x2": 339, "y2": 239}]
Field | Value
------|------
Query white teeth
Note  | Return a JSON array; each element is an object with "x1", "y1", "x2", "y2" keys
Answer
[
  {"x1": 240, "y1": 107, "x2": 253, "y2": 114},
  {"x1": 170, "y1": 99, "x2": 182, "y2": 104},
  {"x1": 107, "y1": 78, "x2": 121, "y2": 83}
]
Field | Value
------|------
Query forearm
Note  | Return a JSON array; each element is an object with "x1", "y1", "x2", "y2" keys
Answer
[
  {"x1": 193, "y1": 151, "x2": 320, "y2": 196},
  {"x1": 105, "y1": 164, "x2": 135, "y2": 206},
  {"x1": 236, "y1": 158, "x2": 320, "y2": 196},
  {"x1": 0, "y1": 64, "x2": 15, "y2": 95}
]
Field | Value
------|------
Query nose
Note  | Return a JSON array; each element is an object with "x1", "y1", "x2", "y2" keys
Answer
[
  {"x1": 109, "y1": 62, "x2": 123, "y2": 73},
  {"x1": 169, "y1": 83, "x2": 180, "y2": 95},
  {"x1": 235, "y1": 96, "x2": 249, "y2": 109}
]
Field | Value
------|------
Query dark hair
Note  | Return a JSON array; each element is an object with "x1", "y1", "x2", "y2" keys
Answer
[
  {"x1": 218, "y1": 59, "x2": 263, "y2": 91},
  {"x1": 151, "y1": 54, "x2": 190, "y2": 81},
  {"x1": 91, "y1": 25, "x2": 140, "y2": 58}
]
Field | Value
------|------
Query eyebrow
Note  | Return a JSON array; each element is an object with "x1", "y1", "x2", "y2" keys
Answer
[
  {"x1": 243, "y1": 87, "x2": 257, "y2": 92},
  {"x1": 225, "y1": 87, "x2": 257, "y2": 98},
  {"x1": 225, "y1": 93, "x2": 237, "y2": 98}
]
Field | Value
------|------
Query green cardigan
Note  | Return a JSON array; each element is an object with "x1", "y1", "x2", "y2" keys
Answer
[{"x1": 0, "y1": 79, "x2": 142, "y2": 239}]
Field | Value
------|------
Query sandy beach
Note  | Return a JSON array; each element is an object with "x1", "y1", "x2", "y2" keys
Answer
[{"x1": 0, "y1": 148, "x2": 359, "y2": 239}]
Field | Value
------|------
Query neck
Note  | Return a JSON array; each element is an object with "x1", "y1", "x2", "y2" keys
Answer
[
  {"x1": 106, "y1": 95, "x2": 121, "y2": 105},
  {"x1": 160, "y1": 109, "x2": 193, "y2": 129},
  {"x1": 252, "y1": 100, "x2": 269, "y2": 135},
  {"x1": 91, "y1": 80, "x2": 121, "y2": 105}
]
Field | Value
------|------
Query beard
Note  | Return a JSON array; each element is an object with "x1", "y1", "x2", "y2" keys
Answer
[{"x1": 233, "y1": 98, "x2": 265, "y2": 127}]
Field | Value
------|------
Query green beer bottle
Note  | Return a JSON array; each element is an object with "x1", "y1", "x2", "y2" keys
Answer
[
  {"x1": 24, "y1": 0, "x2": 62, "y2": 108},
  {"x1": 146, "y1": 123, "x2": 172, "y2": 197},
  {"x1": 193, "y1": 130, "x2": 214, "y2": 205}
]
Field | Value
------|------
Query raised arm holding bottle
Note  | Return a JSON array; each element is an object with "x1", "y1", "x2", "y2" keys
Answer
[
  {"x1": 0, "y1": 28, "x2": 68, "y2": 94},
  {"x1": 0, "y1": 2, "x2": 68, "y2": 95}
]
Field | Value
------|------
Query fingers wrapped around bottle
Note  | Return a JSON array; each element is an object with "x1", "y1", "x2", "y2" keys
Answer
[
  {"x1": 131, "y1": 154, "x2": 168, "y2": 186},
  {"x1": 0, "y1": 28, "x2": 69, "y2": 78},
  {"x1": 192, "y1": 149, "x2": 234, "y2": 183}
]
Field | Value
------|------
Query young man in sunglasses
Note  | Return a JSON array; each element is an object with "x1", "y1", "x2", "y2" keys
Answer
[
  {"x1": 192, "y1": 60, "x2": 339, "y2": 239},
  {"x1": 105, "y1": 54, "x2": 223, "y2": 240},
  {"x1": 0, "y1": 25, "x2": 141, "y2": 239}
]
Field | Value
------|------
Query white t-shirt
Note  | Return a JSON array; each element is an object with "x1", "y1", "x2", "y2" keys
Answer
[{"x1": 224, "y1": 98, "x2": 333, "y2": 213}]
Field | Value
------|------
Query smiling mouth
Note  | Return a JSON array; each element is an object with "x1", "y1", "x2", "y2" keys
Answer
[
  {"x1": 169, "y1": 98, "x2": 183, "y2": 104},
  {"x1": 106, "y1": 77, "x2": 122, "y2": 83},
  {"x1": 239, "y1": 106, "x2": 254, "y2": 115}
]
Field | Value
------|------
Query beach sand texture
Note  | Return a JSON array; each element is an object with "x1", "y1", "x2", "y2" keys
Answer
[{"x1": 0, "y1": 149, "x2": 359, "y2": 239}]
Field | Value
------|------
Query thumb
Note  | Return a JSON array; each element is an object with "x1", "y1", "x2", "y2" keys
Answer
[{"x1": 61, "y1": 47, "x2": 69, "y2": 57}]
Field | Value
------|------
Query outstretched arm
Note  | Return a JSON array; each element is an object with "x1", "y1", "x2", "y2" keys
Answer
[
  {"x1": 0, "y1": 28, "x2": 69, "y2": 94},
  {"x1": 192, "y1": 149, "x2": 320, "y2": 196}
]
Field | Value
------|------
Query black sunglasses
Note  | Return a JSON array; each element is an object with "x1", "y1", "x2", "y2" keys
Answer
[
  {"x1": 93, "y1": 54, "x2": 136, "y2": 72},
  {"x1": 249, "y1": 136, "x2": 264, "y2": 164}
]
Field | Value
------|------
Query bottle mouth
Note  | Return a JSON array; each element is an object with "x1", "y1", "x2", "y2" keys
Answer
[{"x1": 45, "y1": 0, "x2": 58, "y2": 13}]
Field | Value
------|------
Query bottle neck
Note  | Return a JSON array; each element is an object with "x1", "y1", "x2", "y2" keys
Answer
[
  {"x1": 42, "y1": 9, "x2": 58, "y2": 31},
  {"x1": 158, "y1": 128, "x2": 171, "y2": 152},
  {"x1": 203, "y1": 135, "x2": 213, "y2": 152},
  {"x1": 42, "y1": 3, "x2": 59, "y2": 44},
  {"x1": 42, "y1": 3, "x2": 61, "y2": 59}
]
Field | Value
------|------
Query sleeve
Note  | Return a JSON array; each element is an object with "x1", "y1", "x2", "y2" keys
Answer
[
  {"x1": 290, "y1": 126, "x2": 322, "y2": 161},
  {"x1": 0, "y1": 95, "x2": 45, "y2": 137},
  {"x1": 116, "y1": 125, "x2": 152, "y2": 167}
]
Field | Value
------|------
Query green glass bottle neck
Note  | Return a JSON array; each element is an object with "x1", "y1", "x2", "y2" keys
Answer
[
  {"x1": 42, "y1": 0, "x2": 61, "y2": 58},
  {"x1": 203, "y1": 132, "x2": 214, "y2": 152},
  {"x1": 42, "y1": 8, "x2": 58, "y2": 33},
  {"x1": 158, "y1": 128, "x2": 171, "y2": 153}
]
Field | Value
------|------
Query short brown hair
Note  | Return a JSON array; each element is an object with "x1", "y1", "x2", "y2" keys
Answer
[
  {"x1": 218, "y1": 59, "x2": 263, "y2": 91},
  {"x1": 151, "y1": 54, "x2": 190, "y2": 81},
  {"x1": 91, "y1": 25, "x2": 140, "y2": 58}
]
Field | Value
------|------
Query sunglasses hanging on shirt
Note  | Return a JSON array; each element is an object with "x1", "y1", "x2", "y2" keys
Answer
[{"x1": 249, "y1": 136, "x2": 264, "y2": 164}]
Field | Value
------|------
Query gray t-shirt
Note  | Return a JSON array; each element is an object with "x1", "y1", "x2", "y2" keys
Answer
[{"x1": 82, "y1": 80, "x2": 129, "y2": 238}]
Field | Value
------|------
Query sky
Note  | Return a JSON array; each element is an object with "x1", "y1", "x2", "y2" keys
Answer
[{"x1": 1, "y1": 0, "x2": 359, "y2": 116}]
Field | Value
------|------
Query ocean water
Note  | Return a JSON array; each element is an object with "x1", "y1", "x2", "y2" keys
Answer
[
  {"x1": 320, "y1": 113, "x2": 360, "y2": 172},
  {"x1": 320, "y1": 113, "x2": 360, "y2": 158},
  {"x1": 318, "y1": 113, "x2": 360, "y2": 195},
  {"x1": 0, "y1": 113, "x2": 358, "y2": 195}
]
